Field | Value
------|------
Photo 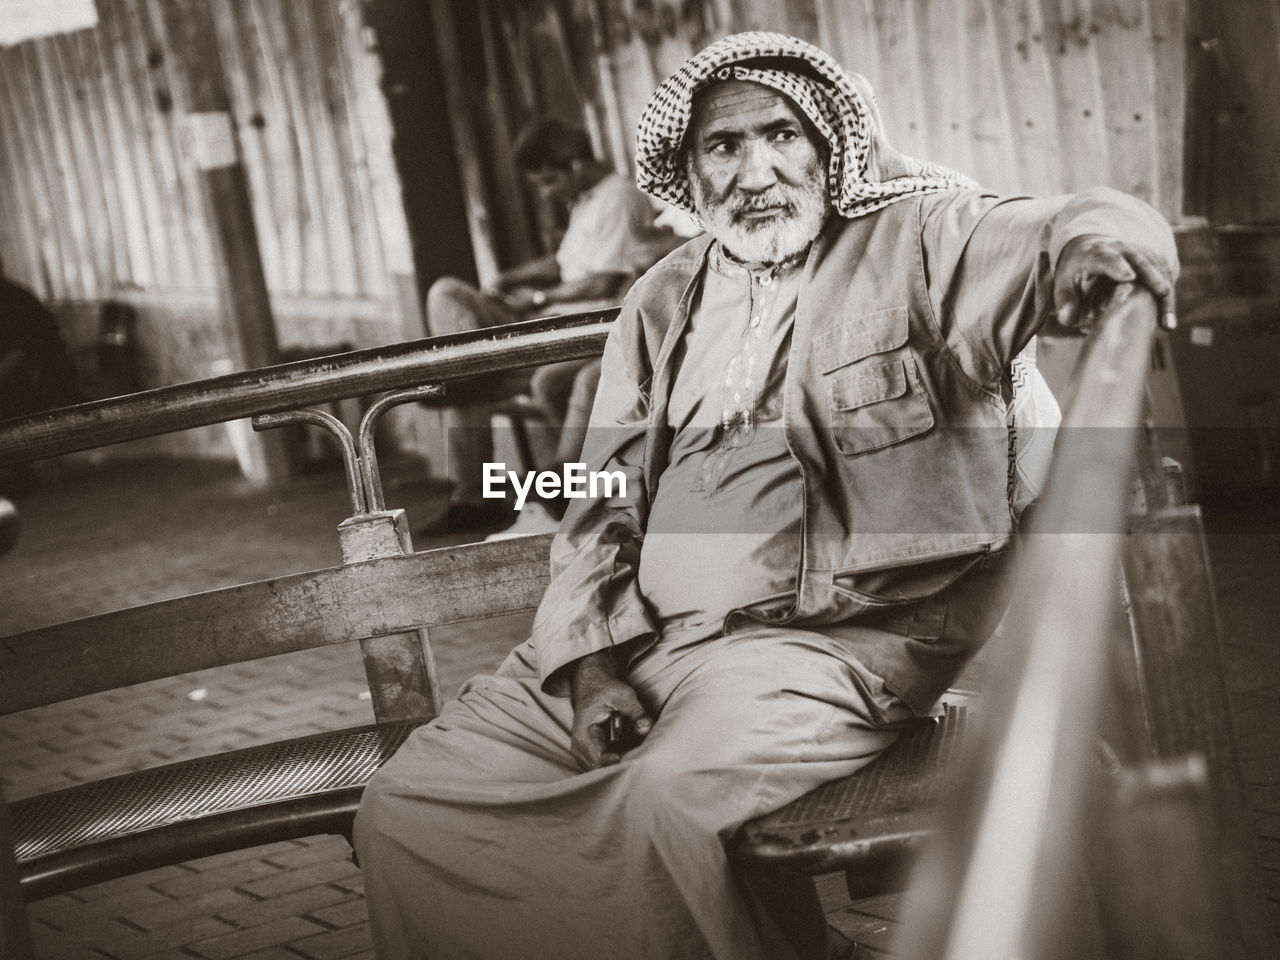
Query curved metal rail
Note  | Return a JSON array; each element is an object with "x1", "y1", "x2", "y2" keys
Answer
[{"x1": 0, "y1": 307, "x2": 618, "y2": 466}]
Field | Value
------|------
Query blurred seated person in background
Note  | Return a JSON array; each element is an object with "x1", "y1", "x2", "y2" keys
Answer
[
  {"x1": 0, "y1": 257, "x2": 79, "y2": 496},
  {"x1": 424, "y1": 117, "x2": 680, "y2": 536}
]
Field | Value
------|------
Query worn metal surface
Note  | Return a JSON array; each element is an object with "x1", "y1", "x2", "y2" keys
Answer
[
  {"x1": 0, "y1": 534, "x2": 553, "y2": 715},
  {"x1": 894, "y1": 288, "x2": 1163, "y2": 960},
  {"x1": 11, "y1": 719, "x2": 424, "y2": 901},
  {"x1": 0, "y1": 310, "x2": 615, "y2": 465},
  {"x1": 1122, "y1": 506, "x2": 1269, "y2": 954},
  {"x1": 732, "y1": 699, "x2": 971, "y2": 882}
]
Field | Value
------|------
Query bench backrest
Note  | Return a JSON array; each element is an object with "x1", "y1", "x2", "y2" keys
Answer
[{"x1": 0, "y1": 534, "x2": 554, "y2": 717}]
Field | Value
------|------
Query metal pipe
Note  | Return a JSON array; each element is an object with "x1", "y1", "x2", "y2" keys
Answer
[
  {"x1": 251, "y1": 410, "x2": 367, "y2": 516},
  {"x1": 899, "y1": 285, "x2": 1160, "y2": 960},
  {"x1": 0, "y1": 309, "x2": 617, "y2": 466},
  {"x1": 357, "y1": 385, "x2": 446, "y2": 512}
]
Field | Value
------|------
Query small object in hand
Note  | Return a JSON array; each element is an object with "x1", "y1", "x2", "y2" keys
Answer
[{"x1": 604, "y1": 711, "x2": 632, "y2": 753}]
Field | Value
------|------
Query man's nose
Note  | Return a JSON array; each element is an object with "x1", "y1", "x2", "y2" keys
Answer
[{"x1": 737, "y1": 140, "x2": 779, "y2": 192}]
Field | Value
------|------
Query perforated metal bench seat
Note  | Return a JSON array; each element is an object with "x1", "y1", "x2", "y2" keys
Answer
[
  {"x1": 11, "y1": 718, "x2": 427, "y2": 901},
  {"x1": 731, "y1": 698, "x2": 970, "y2": 893},
  {"x1": 12, "y1": 696, "x2": 968, "y2": 903}
]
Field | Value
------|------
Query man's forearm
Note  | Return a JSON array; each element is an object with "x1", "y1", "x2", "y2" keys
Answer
[
  {"x1": 494, "y1": 254, "x2": 561, "y2": 291},
  {"x1": 543, "y1": 271, "x2": 629, "y2": 305}
]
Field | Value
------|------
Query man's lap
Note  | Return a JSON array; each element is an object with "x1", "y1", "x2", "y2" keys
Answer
[{"x1": 364, "y1": 623, "x2": 910, "y2": 819}]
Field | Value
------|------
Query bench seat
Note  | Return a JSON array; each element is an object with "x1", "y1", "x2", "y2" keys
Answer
[
  {"x1": 13, "y1": 696, "x2": 970, "y2": 905},
  {"x1": 11, "y1": 719, "x2": 426, "y2": 901},
  {"x1": 730, "y1": 697, "x2": 970, "y2": 897}
]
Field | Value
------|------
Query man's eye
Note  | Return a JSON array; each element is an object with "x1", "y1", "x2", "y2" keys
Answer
[
  {"x1": 771, "y1": 128, "x2": 798, "y2": 142},
  {"x1": 707, "y1": 141, "x2": 735, "y2": 157}
]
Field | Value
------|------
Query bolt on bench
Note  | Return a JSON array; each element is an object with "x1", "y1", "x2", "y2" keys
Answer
[{"x1": 0, "y1": 296, "x2": 1264, "y2": 956}]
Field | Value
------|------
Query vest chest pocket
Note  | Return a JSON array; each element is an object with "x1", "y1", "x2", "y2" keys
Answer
[{"x1": 818, "y1": 306, "x2": 935, "y2": 457}]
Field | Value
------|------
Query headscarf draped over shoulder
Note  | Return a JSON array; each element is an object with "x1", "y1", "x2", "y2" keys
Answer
[{"x1": 635, "y1": 31, "x2": 976, "y2": 219}]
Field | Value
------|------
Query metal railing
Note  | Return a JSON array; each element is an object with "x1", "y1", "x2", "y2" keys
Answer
[
  {"x1": 898, "y1": 285, "x2": 1261, "y2": 959},
  {"x1": 0, "y1": 307, "x2": 618, "y2": 466}
]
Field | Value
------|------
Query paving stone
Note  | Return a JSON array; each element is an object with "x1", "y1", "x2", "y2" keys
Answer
[
  {"x1": 183, "y1": 841, "x2": 304, "y2": 873},
  {"x1": 74, "y1": 866, "x2": 191, "y2": 902},
  {"x1": 98, "y1": 916, "x2": 239, "y2": 960},
  {"x1": 151, "y1": 859, "x2": 284, "y2": 900},
  {"x1": 235, "y1": 859, "x2": 362, "y2": 900},
  {"x1": 30, "y1": 912, "x2": 141, "y2": 945},
  {"x1": 288, "y1": 922, "x2": 373, "y2": 960},
  {"x1": 220, "y1": 949, "x2": 306, "y2": 960},
  {"x1": 331, "y1": 874, "x2": 365, "y2": 896},
  {"x1": 213, "y1": 884, "x2": 355, "y2": 929},
  {"x1": 307, "y1": 897, "x2": 369, "y2": 929},
  {"x1": 30, "y1": 887, "x2": 172, "y2": 928},
  {"x1": 188, "y1": 916, "x2": 329, "y2": 960},
  {"x1": 123, "y1": 886, "x2": 258, "y2": 932},
  {"x1": 260, "y1": 837, "x2": 351, "y2": 870}
]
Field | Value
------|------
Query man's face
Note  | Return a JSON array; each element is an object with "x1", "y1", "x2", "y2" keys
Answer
[
  {"x1": 684, "y1": 80, "x2": 829, "y2": 265},
  {"x1": 525, "y1": 164, "x2": 578, "y2": 208}
]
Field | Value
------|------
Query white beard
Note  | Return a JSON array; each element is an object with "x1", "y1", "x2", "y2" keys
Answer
[{"x1": 690, "y1": 164, "x2": 829, "y2": 266}]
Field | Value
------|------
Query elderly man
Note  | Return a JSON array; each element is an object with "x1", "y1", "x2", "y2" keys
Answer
[{"x1": 357, "y1": 32, "x2": 1176, "y2": 959}]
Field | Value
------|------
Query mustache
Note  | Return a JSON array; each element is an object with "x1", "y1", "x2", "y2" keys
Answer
[{"x1": 721, "y1": 187, "x2": 801, "y2": 222}]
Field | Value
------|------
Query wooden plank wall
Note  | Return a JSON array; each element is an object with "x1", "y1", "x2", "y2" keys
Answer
[
  {"x1": 466, "y1": 0, "x2": 1200, "y2": 239},
  {"x1": 0, "y1": 0, "x2": 414, "y2": 310}
]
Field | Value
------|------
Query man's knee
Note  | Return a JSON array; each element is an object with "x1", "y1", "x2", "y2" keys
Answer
[{"x1": 425, "y1": 276, "x2": 483, "y2": 336}]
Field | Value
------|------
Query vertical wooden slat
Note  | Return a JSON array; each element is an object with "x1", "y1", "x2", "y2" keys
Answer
[
  {"x1": 0, "y1": 53, "x2": 61, "y2": 298},
  {"x1": 1088, "y1": 0, "x2": 1159, "y2": 203},
  {"x1": 2, "y1": 46, "x2": 75, "y2": 299},
  {"x1": 962, "y1": 0, "x2": 1021, "y2": 191},
  {"x1": 124, "y1": 0, "x2": 201, "y2": 288},
  {"x1": 983, "y1": 0, "x2": 1066, "y2": 197},
  {"x1": 868, "y1": 0, "x2": 932, "y2": 160},
  {"x1": 140, "y1": 0, "x2": 218, "y2": 288},
  {"x1": 25, "y1": 40, "x2": 99, "y2": 298},
  {"x1": 82, "y1": 23, "x2": 155, "y2": 287},
  {"x1": 311, "y1": 0, "x2": 384, "y2": 298},
  {"x1": 816, "y1": 0, "x2": 884, "y2": 96},
  {"x1": 0, "y1": 118, "x2": 43, "y2": 296},
  {"x1": 254, "y1": 0, "x2": 334, "y2": 295},
  {"x1": 285, "y1": 0, "x2": 359, "y2": 296},
  {"x1": 1037, "y1": 0, "x2": 1111, "y2": 192},
  {"x1": 1146, "y1": 0, "x2": 1184, "y2": 221},
  {"x1": 238, "y1": 0, "x2": 306, "y2": 295},
  {"x1": 247, "y1": 0, "x2": 320, "y2": 293},
  {"x1": 211, "y1": 0, "x2": 284, "y2": 296},
  {"x1": 331, "y1": 0, "x2": 419, "y2": 328},
  {"x1": 51, "y1": 32, "x2": 121, "y2": 290},
  {"x1": 99, "y1": 0, "x2": 173, "y2": 289},
  {"x1": 913, "y1": 0, "x2": 978, "y2": 178}
]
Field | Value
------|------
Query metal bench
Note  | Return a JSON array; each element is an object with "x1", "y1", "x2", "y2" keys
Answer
[{"x1": 0, "y1": 294, "x2": 1263, "y2": 957}]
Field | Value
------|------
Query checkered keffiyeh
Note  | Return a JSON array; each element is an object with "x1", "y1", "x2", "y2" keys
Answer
[{"x1": 636, "y1": 32, "x2": 976, "y2": 218}]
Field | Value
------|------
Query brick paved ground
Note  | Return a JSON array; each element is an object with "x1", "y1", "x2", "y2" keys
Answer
[{"x1": 2, "y1": 457, "x2": 1277, "y2": 957}]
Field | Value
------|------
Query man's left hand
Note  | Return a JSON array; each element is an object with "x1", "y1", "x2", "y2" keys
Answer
[
  {"x1": 500, "y1": 287, "x2": 545, "y2": 314},
  {"x1": 1053, "y1": 234, "x2": 1176, "y2": 332}
]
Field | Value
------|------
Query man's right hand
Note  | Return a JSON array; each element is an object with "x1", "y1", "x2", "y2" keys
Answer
[{"x1": 568, "y1": 649, "x2": 652, "y2": 770}]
